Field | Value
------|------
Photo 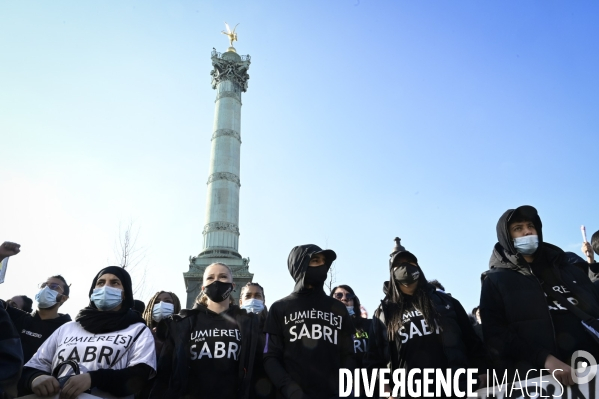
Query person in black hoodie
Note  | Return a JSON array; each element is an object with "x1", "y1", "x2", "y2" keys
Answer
[
  {"x1": 21, "y1": 266, "x2": 156, "y2": 399},
  {"x1": 480, "y1": 205, "x2": 599, "y2": 386},
  {"x1": 150, "y1": 262, "x2": 262, "y2": 399},
  {"x1": 263, "y1": 244, "x2": 355, "y2": 399},
  {"x1": 366, "y1": 238, "x2": 487, "y2": 396},
  {"x1": 1, "y1": 275, "x2": 72, "y2": 367},
  {"x1": 330, "y1": 285, "x2": 372, "y2": 369}
]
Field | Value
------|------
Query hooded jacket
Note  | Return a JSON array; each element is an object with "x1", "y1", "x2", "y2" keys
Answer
[
  {"x1": 263, "y1": 244, "x2": 355, "y2": 399},
  {"x1": 149, "y1": 303, "x2": 261, "y2": 399},
  {"x1": 480, "y1": 208, "x2": 599, "y2": 375}
]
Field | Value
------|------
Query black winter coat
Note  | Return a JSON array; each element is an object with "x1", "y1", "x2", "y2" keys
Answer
[
  {"x1": 149, "y1": 304, "x2": 262, "y2": 399},
  {"x1": 366, "y1": 285, "x2": 487, "y2": 374},
  {"x1": 480, "y1": 242, "x2": 599, "y2": 375}
]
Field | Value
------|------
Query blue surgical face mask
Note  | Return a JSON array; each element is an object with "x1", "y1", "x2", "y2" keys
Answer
[
  {"x1": 240, "y1": 298, "x2": 264, "y2": 314},
  {"x1": 35, "y1": 286, "x2": 59, "y2": 309},
  {"x1": 91, "y1": 286, "x2": 123, "y2": 311},
  {"x1": 346, "y1": 306, "x2": 355, "y2": 316},
  {"x1": 152, "y1": 301, "x2": 175, "y2": 322},
  {"x1": 514, "y1": 235, "x2": 539, "y2": 255}
]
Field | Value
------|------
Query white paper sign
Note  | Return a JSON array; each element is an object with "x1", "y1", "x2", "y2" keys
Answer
[{"x1": 0, "y1": 257, "x2": 8, "y2": 284}]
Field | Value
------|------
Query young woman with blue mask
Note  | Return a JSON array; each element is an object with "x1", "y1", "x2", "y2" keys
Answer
[{"x1": 21, "y1": 266, "x2": 156, "y2": 399}]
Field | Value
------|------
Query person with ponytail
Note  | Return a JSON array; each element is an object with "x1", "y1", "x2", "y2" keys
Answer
[
  {"x1": 21, "y1": 266, "x2": 156, "y2": 399},
  {"x1": 331, "y1": 285, "x2": 372, "y2": 369},
  {"x1": 366, "y1": 238, "x2": 487, "y2": 397},
  {"x1": 150, "y1": 263, "x2": 262, "y2": 399}
]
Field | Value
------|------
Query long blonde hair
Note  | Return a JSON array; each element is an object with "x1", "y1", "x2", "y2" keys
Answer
[{"x1": 196, "y1": 263, "x2": 235, "y2": 306}]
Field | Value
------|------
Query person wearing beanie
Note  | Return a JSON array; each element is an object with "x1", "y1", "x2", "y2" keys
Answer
[
  {"x1": 263, "y1": 244, "x2": 355, "y2": 399},
  {"x1": 149, "y1": 263, "x2": 262, "y2": 399},
  {"x1": 480, "y1": 206, "x2": 599, "y2": 387},
  {"x1": 20, "y1": 266, "x2": 156, "y2": 399},
  {"x1": 365, "y1": 238, "x2": 487, "y2": 397}
]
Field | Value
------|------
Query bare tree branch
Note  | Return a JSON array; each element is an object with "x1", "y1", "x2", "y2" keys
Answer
[{"x1": 112, "y1": 220, "x2": 149, "y2": 300}]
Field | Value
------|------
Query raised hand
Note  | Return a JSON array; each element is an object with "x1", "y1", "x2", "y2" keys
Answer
[{"x1": 0, "y1": 241, "x2": 20, "y2": 261}]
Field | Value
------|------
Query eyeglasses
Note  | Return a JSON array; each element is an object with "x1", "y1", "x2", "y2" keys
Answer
[
  {"x1": 39, "y1": 282, "x2": 64, "y2": 293},
  {"x1": 334, "y1": 292, "x2": 355, "y2": 300}
]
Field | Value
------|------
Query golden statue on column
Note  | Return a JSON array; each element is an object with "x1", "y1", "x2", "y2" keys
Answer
[{"x1": 221, "y1": 22, "x2": 239, "y2": 50}]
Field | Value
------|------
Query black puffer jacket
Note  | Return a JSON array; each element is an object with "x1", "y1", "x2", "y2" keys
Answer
[
  {"x1": 366, "y1": 284, "x2": 487, "y2": 373},
  {"x1": 150, "y1": 304, "x2": 261, "y2": 399},
  {"x1": 480, "y1": 207, "x2": 599, "y2": 376}
]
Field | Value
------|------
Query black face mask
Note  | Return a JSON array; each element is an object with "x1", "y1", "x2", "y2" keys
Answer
[
  {"x1": 204, "y1": 281, "x2": 234, "y2": 303},
  {"x1": 304, "y1": 265, "x2": 329, "y2": 286},
  {"x1": 393, "y1": 263, "x2": 421, "y2": 285}
]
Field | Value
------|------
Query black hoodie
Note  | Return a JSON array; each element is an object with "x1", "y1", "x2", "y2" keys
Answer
[
  {"x1": 1, "y1": 301, "x2": 71, "y2": 363},
  {"x1": 480, "y1": 207, "x2": 599, "y2": 375},
  {"x1": 263, "y1": 244, "x2": 355, "y2": 399}
]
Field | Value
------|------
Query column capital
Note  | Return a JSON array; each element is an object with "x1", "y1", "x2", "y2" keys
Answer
[{"x1": 210, "y1": 49, "x2": 251, "y2": 92}]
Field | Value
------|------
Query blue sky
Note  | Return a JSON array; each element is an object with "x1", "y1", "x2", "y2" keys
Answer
[{"x1": 1, "y1": 1, "x2": 598, "y2": 316}]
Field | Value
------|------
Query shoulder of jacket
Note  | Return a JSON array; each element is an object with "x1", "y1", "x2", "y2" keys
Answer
[{"x1": 373, "y1": 304, "x2": 387, "y2": 324}]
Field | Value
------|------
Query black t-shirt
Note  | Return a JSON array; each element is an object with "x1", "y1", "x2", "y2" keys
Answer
[
  {"x1": 264, "y1": 290, "x2": 354, "y2": 399},
  {"x1": 397, "y1": 295, "x2": 447, "y2": 371},
  {"x1": 531, "y1": 261, "x2": 599, "y2": 362},
  {"x1": 4, "y1": 305, "x2": 71, "y2": 363},
  {"x1": 188, "y1": 308, "x2": 241, "y2": 399}
]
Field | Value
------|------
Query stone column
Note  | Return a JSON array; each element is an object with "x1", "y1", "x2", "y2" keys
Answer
[{"x1": 183, "y1": 48, "x2": 254, "y2": 308}]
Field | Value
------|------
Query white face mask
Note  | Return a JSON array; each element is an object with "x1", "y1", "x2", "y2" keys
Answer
[
  {"x1": 240, "y1": 298, "x2": 264, "y2": 314},
  {"x1": 346, "y1": 306, "x2": 355, "y2": 316},
  {"x1": 152, "y1": 301, "x2": 175, "y2": 322},
  {"x1": 514, "y1": 235, "x2": 539, "y2": 255},
  {"x1": 35, "y1": 286, "x2": 59, "y2": 309}
]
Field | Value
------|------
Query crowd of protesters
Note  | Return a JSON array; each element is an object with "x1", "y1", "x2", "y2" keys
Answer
[{"x1": 1, "y1": 204, "x2": 599, "y2": 399}]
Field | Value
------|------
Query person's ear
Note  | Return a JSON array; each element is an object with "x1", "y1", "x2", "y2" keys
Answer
[{"x1": 58, "y1": 295, "x2": 69, "y2": 307}]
